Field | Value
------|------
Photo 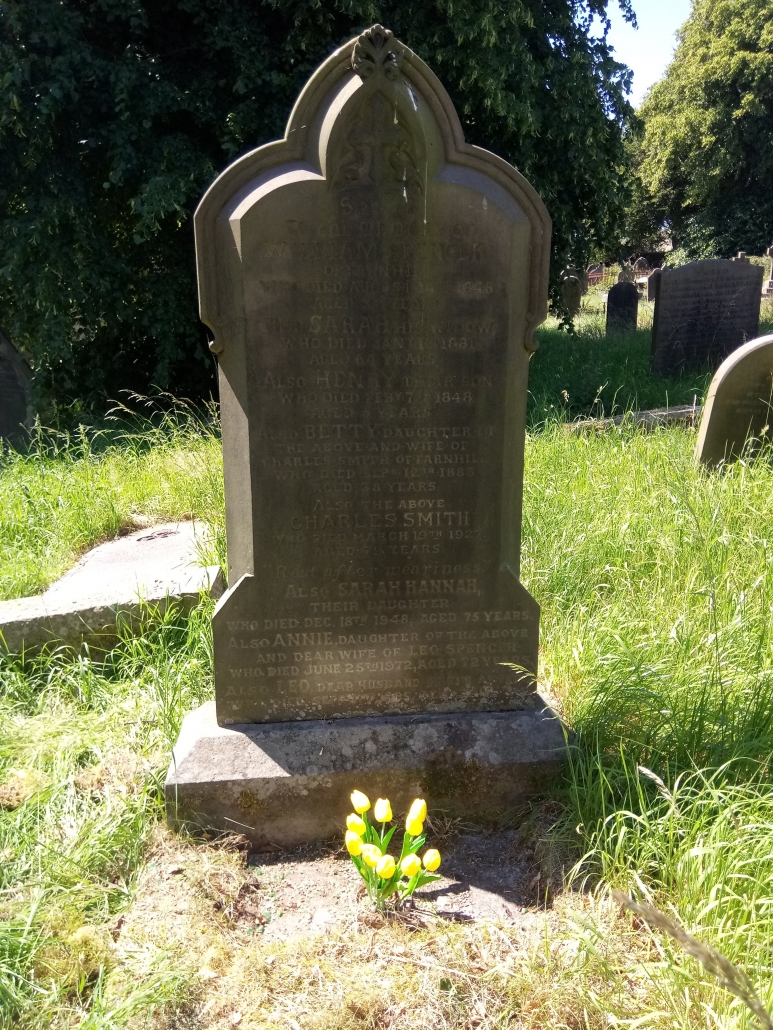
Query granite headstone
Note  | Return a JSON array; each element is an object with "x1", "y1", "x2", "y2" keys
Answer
[
  {"x1": 166, "y1": 25, "x2": 562, "y2": 845},
  {"x1": 606, "y1": 282, "x2": 639, "y2": 333},
  {"x1": 695, "y1": 333, "x2": 773, "y2": 465},
  {"x1": 0, "y1": 330, "x2": 31, "y2": 443},
  {"x1": 651, "y1": 259, "x2": 763, "y2": 376}
]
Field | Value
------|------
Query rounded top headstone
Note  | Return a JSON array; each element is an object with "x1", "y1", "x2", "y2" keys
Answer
[{"x1": 696, "y1": 333, "x2": 773, "y2": 465}]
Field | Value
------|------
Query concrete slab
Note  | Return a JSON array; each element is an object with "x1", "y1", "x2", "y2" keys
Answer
[
  {"x1": 165, "y1": 700, "x2": 567, "y2": 848},
  {"x1": 0, "y1": 522, "x2": 223, "y2": 653}
]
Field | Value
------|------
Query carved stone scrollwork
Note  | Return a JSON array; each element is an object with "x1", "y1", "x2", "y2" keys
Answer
[{"x1": 352, "y1": 24, "x2": 404, "y2": 80}]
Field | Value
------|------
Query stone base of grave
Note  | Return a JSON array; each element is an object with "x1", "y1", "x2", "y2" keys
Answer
[{"x1": 165, "y1": 700, "x2": 567, "y2": 848}]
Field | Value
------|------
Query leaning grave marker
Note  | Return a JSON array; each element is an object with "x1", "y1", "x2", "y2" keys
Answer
[
  {"x1": 695, "y1": 333, "x2": 773, "y2": 465},
  {"x1": 652, "y1": 259, "x2": 763, "y2": 377},
  {"x1": 166, "y1": 25, "x2": 562, "y2": 846}
]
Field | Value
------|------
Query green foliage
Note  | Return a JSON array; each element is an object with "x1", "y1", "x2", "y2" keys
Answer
[
  {"x1": 530, "y1": 310, "x2": 710, "y2": 423},
  {"x1": 0, "y1": 0, "x2": 633, "y2": 413},
  {"x1": 3, "y1": 341, "x2": 773, "y2": 1022},
  {"x1": 526, "y1": 423, "x2": 773, "y2": 1019},
  {"x1": 627, "y1": 0, "x2": 773, "y2": 256},
  {"x1": 0, "y1": 602, "x2": 212, "y2": 1027}
]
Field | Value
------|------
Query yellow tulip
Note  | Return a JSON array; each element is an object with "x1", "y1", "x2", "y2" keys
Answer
[
  {"x1": 350, "y1": 790, "x2": 371, "y2": 814},
  {"x1": 376, "y1": 854, "x2": 396, "y2": 879},
  {"x1": 346, "y1": 813, "x2": 366, "y2": 835},
  {"x1": 400, "y1": 853, "x2": 422, "y2": 877},
  {"x1": 423, "y1": 848, "x2": 441, "y2": 871},
  {"x1": 374, "y1": 798, "x2": 392, "y2": 823},
  {"x1": 407, "y1": 798, "x2": 427, "y2": 825},
  {"x1": 345, "y1": 831, "x2": 363, "y2": 856},
  {"x1": 361, "y1": 844, "x2": 381, "y2": 868},
  {"x1": 406, "y1": 816, "x2": 424, "y2": 837}
]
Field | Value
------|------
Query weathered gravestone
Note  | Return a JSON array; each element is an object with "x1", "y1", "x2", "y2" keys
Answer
[
  {"x1": 696, "y1": 334, "x2": 773, "y2": 465},
  {"x1": 560, "y1": 275, "x2": 583, "y2": 316},
  {"x1": 561, "y1": 265, "x2": 588, "y2": 295},
  {"x1": 633, "y1": 257, "x2": 649, "y2": 278},
  {"x1": 652, "y1": 260, "x2": 763, "y2": 376},
  {"x1": 166, "y1": 25, "x2": 563, "y2": 846},
  {"x1": 606, "y1": 282, "x2": 639, "y2": 333},
  {"x1": 0, "y1": 330, "x2": 31, "y2": 443},
  {"x1": 646, "y1": 267, "x2": 661, "y2": 302},
  {"x1": 617, "y1": 263, "x2": 636, "y2": 284}
]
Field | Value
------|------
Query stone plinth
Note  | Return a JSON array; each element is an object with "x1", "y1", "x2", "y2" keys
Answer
[{"x1": 165, "y1": 700, "x2": 566, "y2": 847}]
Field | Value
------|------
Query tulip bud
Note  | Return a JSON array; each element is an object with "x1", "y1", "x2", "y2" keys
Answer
[
  {"x1": 346, "y1": 813, "x2": 366, "y2": 835},
  {"x1": 405, "y1": 816, "x2": 424, "y2": 837},
  {"x1": 361, "y1": 844, "x2": 381, "y2": 868},
  {"x1": 350, "y1": 790, "x2": 371, "y2": 814},
  {"x1": 400, "y1": 853, "x2": 421, "y2": 878},
  {"x1": 376, "y1": 854, "x2": 396, "y2": 879},
  {"x1": 422, "y1": 848, "x2": 441, "y2": 871},
  {"x1": 407, "y1": 798, "x2": 427, "y2": 825},
  {"x1": 345, "y1": 830, "x2": 363, "y2": 856},
  {"x1": 374, "y1": 798, "x2": 392, "y2": 823}
]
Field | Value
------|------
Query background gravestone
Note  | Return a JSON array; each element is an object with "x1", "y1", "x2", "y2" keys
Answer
[
  {"x1": 651, "y1": 259, "x2": 763, "y2": 377},
  {"x1": 633, "y1": 257, "x2": 650, "y2": 278},
  {"x1": 696, "y1": 333, "x2": 773, "y2": 465},
  {"x1": 0, "y1": 330, "x2": 32, "y2": 444},
  {"x1": 647, "y1": 267, "x2": 661, "y2": 302},
  {"x1": 606, "y1": 282, "x2": 639, "y2": 333},
  {"x1": 166, "y1": 25, "x2": 562, "y2": 845},
  {"x1": 560, "y1": 275, "x2": 582, "y2": 316},
  {"x1": 617, "y1": 263, "x2": 635, "y2": 283}
]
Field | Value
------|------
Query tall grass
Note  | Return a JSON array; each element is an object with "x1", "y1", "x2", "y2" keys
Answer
[
  {"x1": 2, "y1": 321, "x2": 773, "y2": 1025},
  {"x1": 0, "y1": 397, "x2": 224, "y2": 600},
  {"x1": 524, "y1": 423, "x2": 773, "y2": 1023},
  {"x1": 0, "y1": 601, "x2": 213, "y2": 1027}
]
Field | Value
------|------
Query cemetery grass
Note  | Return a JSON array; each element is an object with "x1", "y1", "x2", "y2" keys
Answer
[
  {"x1": 0, "y1": 400, "x2": 224, "y2": 601},
  {"x1": 4, "y1": 324, "x2": 773, "y2": 1025}
]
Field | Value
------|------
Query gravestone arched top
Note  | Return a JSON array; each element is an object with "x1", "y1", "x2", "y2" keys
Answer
[
  {"x1": 195, "y1": 23, "x2": 551, "y2": 356},
  {"x1": 696, "y1": 333, "x2": 773, "y2": 465}
]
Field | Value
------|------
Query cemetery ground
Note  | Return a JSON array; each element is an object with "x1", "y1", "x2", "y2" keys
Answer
[{"x1": 2, "y1": 300, "x2": 773, "y2": 1028}]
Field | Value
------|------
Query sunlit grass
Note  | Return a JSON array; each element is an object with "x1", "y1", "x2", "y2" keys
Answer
[
  {"x1": 2, "y1": 324, "x2": 773, "y2": 1024},
  {"x1": 0, "y1": 398, "x2": 224, "y2": 600},
  {"x1": 0, "y1": 601, "x2": 213, "y2": 1027}
]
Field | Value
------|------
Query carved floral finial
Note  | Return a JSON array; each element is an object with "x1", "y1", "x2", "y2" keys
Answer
[{"x1": 352, "y1": 24, "x2": 404, "y2": 80}]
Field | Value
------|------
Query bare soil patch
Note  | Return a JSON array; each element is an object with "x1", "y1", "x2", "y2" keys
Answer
[{"x1": 112, "y1": 819, "x2": 600, "y2": 1029}]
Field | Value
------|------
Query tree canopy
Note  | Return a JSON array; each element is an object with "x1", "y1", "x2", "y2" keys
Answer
[
  {"x1": 0, "y1": 0, "x2": 633, "y2": 412},
  {"x1": 627, "y1": 0, "x2": 773, "y2": 258}
]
